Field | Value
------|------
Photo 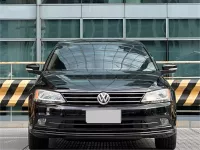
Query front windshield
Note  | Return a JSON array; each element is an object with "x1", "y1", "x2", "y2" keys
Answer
[{"x1": 47, "y1": 42, "x2": 157, "y2": 72}]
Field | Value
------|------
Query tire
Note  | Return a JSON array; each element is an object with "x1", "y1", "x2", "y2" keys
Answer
[
  {"x1": 155, "y1": 133, "x2": 176, "y2": 150},
  {"x1": 29, "y1": 132, "x2": 49, "y2": 150}
]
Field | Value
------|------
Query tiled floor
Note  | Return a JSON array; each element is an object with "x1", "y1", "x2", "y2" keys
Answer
[{"x1": 0, "y1": 128, "x2": 200, "y2": 150}]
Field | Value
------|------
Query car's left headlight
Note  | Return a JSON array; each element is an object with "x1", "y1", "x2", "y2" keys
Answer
[{"x1": 141, "y1": 89, "x2": 171, "y2": 103}]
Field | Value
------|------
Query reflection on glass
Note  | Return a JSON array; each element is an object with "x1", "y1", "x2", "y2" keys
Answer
[
  {"x1": 126, "y1": 0, "x2": 167, "y2": 3},
  {"x1": 13, "y1": 64, "x2": 36, "y2": 78},
  {"x1": 169, "y1": 19, "x2": 200, "y2": 37},
  {"x1": 0, "y1": 0, "x2": 36, "y2": 4},
  {"x1": 39, "y1": 0, "x2": 200, "y2": 3},
  {"x1": 47, "y1": 42, "x2": 156, "y2": 72},
  {"x1": 168, "y1": 0, "x2": 200, "y2": 2},
  {"x1": 82, "y1": 0, "x2": 123, "y2": 3},
  {"x1": 83, "y1": 20, "x2": 123, "y2": 38},
  {"x1": 0, "y1": 20, "x2": 36, "y2": 38},
  {"x1": 42, "y1": 20, "x2": 80, "y2": 38},
  {"x1": 126, "y1": 19, "x2": 166, "y2": 38},
  {"x1": 41, "y1": 41, "x2": 58, "y2": 61},
  {"x1": 0, "y1": 65, "x2": 10, "y2": 78},
  {"x1": 169, "y1": 41, "x2": 200, "y2": 77},
  {"x1": 141, "y1": 41, "x2": 166, "y2": 61},
  {"x1": 42, "y1": 0, "x2": 81, "y2": 3},
  {"x1": 0, "y1": 42, "x2": 36, "y2": 78}
]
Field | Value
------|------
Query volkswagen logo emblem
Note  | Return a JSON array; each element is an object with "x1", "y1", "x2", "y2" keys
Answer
[{"x1": 97, "y1": 92, "x2": 110, "y2": 105}]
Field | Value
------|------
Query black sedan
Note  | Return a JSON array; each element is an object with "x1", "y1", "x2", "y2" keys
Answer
[{"x1": 26, "y1": 40, "x2": 177, "y2": 150}]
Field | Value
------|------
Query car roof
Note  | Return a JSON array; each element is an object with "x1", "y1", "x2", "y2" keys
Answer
[{"x1": 55, "y1": 39, "x2": 146, "y2": 48}]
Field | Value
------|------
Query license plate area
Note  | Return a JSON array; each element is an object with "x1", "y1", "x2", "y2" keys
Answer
[{"x1": 86, "y1": 110, "x2": 121, "y2": 124}]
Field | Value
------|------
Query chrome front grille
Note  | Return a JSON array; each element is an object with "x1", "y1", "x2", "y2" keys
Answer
[{"x1": 61, "y1": 92, "x2": 145, "y2": 105}]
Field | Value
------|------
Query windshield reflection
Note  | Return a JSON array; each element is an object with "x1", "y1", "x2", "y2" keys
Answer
[{"x1": 47, "y1": 42, "x2": 156, "y2": 72}]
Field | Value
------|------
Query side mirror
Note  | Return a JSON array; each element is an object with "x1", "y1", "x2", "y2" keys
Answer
[
  {"x1": 26, "y1": 64, "x2": 41, "y2": 75},
  {"x1": 161, "y1": 64, "x2": 177, "y2": 75}
]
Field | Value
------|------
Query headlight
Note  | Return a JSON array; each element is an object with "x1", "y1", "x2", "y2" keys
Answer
[
  {"x1": 34, "y1": 89, "x2": 65, "y2": 104},
  {"x1": 141, "y1": 89, "x2": 171, "y2": 103}
]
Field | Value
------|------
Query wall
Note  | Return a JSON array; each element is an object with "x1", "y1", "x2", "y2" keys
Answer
[{"x1": 0, "y1": 0, "x2": 200, "y2": 78}]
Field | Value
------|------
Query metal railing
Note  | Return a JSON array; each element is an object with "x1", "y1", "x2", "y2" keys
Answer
[
  {"x1": 0, "y1": 62, "x2": 44, "y2": 80},
  {"x1": 0, "y1": 61, "x2": 200, "y2": 79},
  {"x1": 0, "y1": 107, "x2": 28, "y2": 122}
]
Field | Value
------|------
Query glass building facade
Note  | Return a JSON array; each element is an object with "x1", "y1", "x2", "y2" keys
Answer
[{"x1": 0, "y1": 0, "x2": 200, "y2": 78}]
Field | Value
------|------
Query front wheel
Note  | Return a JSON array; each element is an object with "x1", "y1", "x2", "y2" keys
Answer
[
  {"x1": 29, "y1": 132, "x2": 49, "y2": 150},
  {"x1": 155, "y1": 133, "x2": 177, "y2": 150}
]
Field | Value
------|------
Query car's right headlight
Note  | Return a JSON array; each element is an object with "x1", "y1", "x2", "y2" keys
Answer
[
  {"x1": 34, "y1": 89, "x2": 65, "y2": 104},
  {"x1": 141, "y1": 89, "x2": 171, "y2": 103}
]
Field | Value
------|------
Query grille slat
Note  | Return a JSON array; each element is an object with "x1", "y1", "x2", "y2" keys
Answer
[
  {"x1": 67, "y1": 101, "x2": 140, "y2": 103},
  {"x1": 64, "y1": 97, "x2": 142, "y2": 99},
  {"x1": 62, "y1": 91, "x2": 145, "y2": 105},
  {"x1": 62, "y1": 92, "x2": 144, "y2": 95}
]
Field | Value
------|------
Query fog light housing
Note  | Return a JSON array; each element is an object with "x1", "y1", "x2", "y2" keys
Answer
[
  {"x1": 160, "y1": 118, "x2": 169, "y2": 125},
  {"x1": 38, "y1": 118, "x2": 46, "y2": 126}
]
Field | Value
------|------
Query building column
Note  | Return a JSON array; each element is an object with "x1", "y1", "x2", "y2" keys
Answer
[{"x1": 36, "y1": 0, "x2": 41, "y2": 62}]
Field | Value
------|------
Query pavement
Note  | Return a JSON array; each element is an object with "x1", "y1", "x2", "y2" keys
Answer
[
  {"x1": 0, "y1": 128, "x2": 200, "y2": 150},
  {"x1": 0, "y1": 115, "x2": 199, "y2": 150}
]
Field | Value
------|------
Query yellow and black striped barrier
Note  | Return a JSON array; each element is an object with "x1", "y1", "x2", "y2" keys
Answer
[
  {"x1": 168, "y1": 79, "x2": 200, "y2": 107},
  {"x1": 0, "y1": 79, "x2": 199, "y2": 107},
  {"x1": 0, "y1": 80, "x2": 35, "y2": 107}
]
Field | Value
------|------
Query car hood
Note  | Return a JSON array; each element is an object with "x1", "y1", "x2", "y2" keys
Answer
[{"x1": 40, "y1": 71, "x2": 166, "y2": 92}]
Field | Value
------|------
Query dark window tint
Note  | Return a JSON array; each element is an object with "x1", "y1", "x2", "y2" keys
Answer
[
  {"x1": 142, "y1": 41, "x2": 166, "y2": 61},
  {"x1": 47, "y1": 43, "x2": 156, "y2": 71},
  {"x1": 169, "y1": 40, "x2": 200, "y2": 77},
  {"x1": 0, "y1": 0, "x2": 36, "y2": 4},
  {"x1": 126, "y1": 19, "x2": 166, "y2": 38},
  {"x1": 42, "y1": 0, "x2": 81, "y2": 3},
  {"x1": 0, "y1": 20, "x2": 36, "y2": 38},
  {"x1": 42, "y1": 41, "x2": 58, "y2": 61},
  {"x1": 168, "y1": 0, "x2": 200, "y2": 3},
  {"x1": 0, "y1": 41, "x2": 36, "y2": 78},
  {"x1": 126, "y1": 0, "x2": 167, "y2": 3},
  {"x1": 41, "y1": 0, "x2": 200, "y2": 3},
  {"x1": 82, "y1": 0, "x2": 123, "y2": 3},
  {"x1": 83, "y1": 20, "x2": 123, "y2": 38},
  {"x1": 169, "y1": 19, "x2": 200, "y2": 37},
  {"x1": 42, "y1": 20, "x2": 80, "y2": 38}
]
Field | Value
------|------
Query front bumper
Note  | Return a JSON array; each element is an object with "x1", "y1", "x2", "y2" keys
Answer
[{"x1": 29, "y1": 102, "x2": 176, "y2": 139}]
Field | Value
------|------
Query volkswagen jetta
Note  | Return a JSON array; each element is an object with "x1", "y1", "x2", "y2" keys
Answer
[{"x1": 26, "y1": 40, "x2": 177, "y2": 150}]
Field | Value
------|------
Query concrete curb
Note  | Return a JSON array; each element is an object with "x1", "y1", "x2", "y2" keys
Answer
[{"x1": 0, "y1": 121, "x2": 200, "y2": 128}]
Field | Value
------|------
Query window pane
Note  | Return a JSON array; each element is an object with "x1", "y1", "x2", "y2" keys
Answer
[
  {"x1": 0, "y1": 42, "x2": 36, "y2": 78},
  {"x1": 169, "y1": 41, "x2": 200, "y2": 77},
  {"x1": 169, "y1": 19, "x2": 200, "y2": 37},
  {"x1": 0, "y1": 0, "x2": 36, "y2": 4},
  {"x1": 82, "y1": 0, "x2": 123, "y2": 3},
  {"x1": 47, "y1": 43, "x2": 156, "y2": 71},
  {"x1": 42, "y1": 41, "x2": 58, "y2": 61},
  {"x1": 126, "y1": 0, "x2": 200, "y2": 3},
  {"x1": 0, "y1": 65, "x2": 10, "y2": 79},
  {"x1": 126, "y1": 0, "x2": 167, "y2": 3},
  {"x1": 168, "y1": 0, "x2": 200, "y2": 3},
  {"x1": 126, "y1": 19, "x2": 166, "y2": 38},
  {"x1": 141, "y1": 41, "x2": 166, "y2": 61},
  {"x1": 42, "y1": 20, "x2": 80, "y2": 38},
  {"x1": 42, "y1": 0, "x2": 81, "y2": 3},
  {"x1": 0, "y1": 20, "x2": 36, "y2": 38},
  {"x1": 83, "y1": 19, "x2": 123, "y2": 38}
]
